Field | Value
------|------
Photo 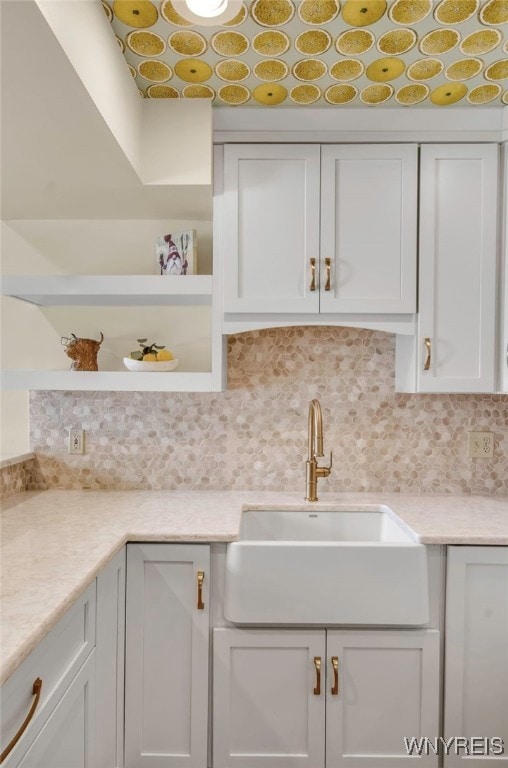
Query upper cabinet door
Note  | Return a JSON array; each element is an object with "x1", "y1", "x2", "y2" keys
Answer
[
  {"x1": 223, "y1": 144, "x2": 321, "y2": 314},
  {"x1": 418, "y1": 144, "x2": 498, "y2": 393},
  {"x1": 320, "y1": 145, "x2": 417, "y2": 314}
]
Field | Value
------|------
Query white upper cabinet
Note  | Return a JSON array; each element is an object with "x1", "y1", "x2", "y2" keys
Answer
[
  {"x1": 222, "y1": 144, "x2": 417, "y2": 317},
  {"x1": 223, "y1": 144, "x2": 320, "y2": 314},
  {"x1": 320, "y1": 145, "x2": 417, "y2": 314},
  {"x1": 398, "y1": 144, "x2": 498, "y2": 394}
]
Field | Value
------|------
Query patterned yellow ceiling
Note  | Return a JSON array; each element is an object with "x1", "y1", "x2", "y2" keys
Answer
[{"x1": 106, "y1": 0, "x2": 508, "y2": 106}]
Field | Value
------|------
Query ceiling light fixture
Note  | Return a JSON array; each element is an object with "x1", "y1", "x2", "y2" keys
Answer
[{"x1": 173, "y1": 0, "x2": 243, "y2": 25}]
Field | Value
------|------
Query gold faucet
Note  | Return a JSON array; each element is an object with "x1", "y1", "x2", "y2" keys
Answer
[{"x1": 305, "y1": 399, "x2": 333, "y2": 502}]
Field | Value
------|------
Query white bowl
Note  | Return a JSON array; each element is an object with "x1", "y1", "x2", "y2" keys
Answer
[{"x1": 123, "y1": 357, "x2": 179, "y2": 372}]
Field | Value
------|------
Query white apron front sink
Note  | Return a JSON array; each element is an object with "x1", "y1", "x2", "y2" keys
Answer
[{"x1": 224, "y1": 507, "x2": 429, "y2": 626}]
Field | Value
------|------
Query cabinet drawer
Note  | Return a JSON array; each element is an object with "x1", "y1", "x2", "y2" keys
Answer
[{"x1": 1, "y1": 582, "x2": 96, "y2": 765}]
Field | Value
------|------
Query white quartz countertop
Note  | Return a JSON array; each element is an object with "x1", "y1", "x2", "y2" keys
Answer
[{"x1": 1, "y1": 489, "x2": 508, "y2": 685}]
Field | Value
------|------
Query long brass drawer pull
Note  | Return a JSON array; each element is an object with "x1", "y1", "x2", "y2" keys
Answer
[
  {"x1": 313, "y1": 656, "x2": 321, "y2": 695},
  {"x1": 424, "y1": 337, "x2": 431, "y2": 371},
  {"x1": 197, "y1": 570, "x2": 205, "y2": 610},
  {"x1": 331, "y1": 657, "x2": 339, "y2": 696},
  {"x1": 0, "y1": 678, "x2": 43, "y2": 764},
  {"x1": 325, "y1": 258, "x2": 331, "y2": 291},
  {"x1": 310, "y1": 258, "x2": 316, "y2": 292}
]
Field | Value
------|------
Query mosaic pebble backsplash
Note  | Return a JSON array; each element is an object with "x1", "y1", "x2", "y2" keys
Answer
[{"x1": 27, "y1": 327, "x2": 508, "y2": 495}]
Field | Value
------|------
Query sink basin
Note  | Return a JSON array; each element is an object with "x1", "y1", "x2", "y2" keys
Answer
[{"x1": 224, "y1": 507, "x2": 429, "y2": 626}]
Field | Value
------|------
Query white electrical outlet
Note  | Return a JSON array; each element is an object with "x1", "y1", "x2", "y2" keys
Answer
[
  {"x1": 467, "y1": 431, "x2": 494, "y2": 459},
  {"x1": 69, "y1": 429, "x2": 85, "y2": 455}
]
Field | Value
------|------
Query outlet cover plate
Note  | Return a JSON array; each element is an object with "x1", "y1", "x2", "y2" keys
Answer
[
  {"x1": 467, "y1": 431, "x2": 494, "y2": 459},
  {"x1": 69, "y1": 429, "x2": 85, "y2": 455}
]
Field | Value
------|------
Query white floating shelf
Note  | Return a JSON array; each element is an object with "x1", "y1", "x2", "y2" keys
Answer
[
  {"x1": 1, "y1": 370, "x2": 216, "y2": 392},
  {"x1": 1, "y1": 275, "x2": 213, "y2": 306}
]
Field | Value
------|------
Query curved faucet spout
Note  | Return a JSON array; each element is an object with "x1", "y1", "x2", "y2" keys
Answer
[
  {"x1": 308, "y1": 399, "x2": 324, "y2": 459},
  {"x1": 305, "y1": 399, "x2": 332, "y2": 502}
]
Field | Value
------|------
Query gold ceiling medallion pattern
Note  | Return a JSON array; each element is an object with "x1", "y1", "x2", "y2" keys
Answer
[
  {"x1": 160, "y1": 0, "x2": 191, "y2": 25},
  {"x1": 211, "y1": 30, "x2": 249, "y2": 55},
  {"x1": 420, "y1": 28, "x2": 461, "y2": 54},
  {"x1": 293, "y1": 58, "x2": 327, "y2": 79},
  {"x1": 388, "y1": 0, "x2": 432, "y2": 24},
  {"x1": 113, "y1": 0, "x2": 158, "y2": 27},
  {"x1": 395, "y1": 82, "x2": 429, "y2": 103},
  {"x1": 109, "y1": 0, "x2": 507, "y2": 107},
  {"x1": 253, "y1": 59, "x2": 289, "y2": 80},
  {"x1": 168, "y1": 30, "x2": 207, "y2": 55},
  {"x1": 252, "y1": 29, "x2": 290, "y2": 55},
  {"x1": 218, "y1": 83, "x2": 250, "y2": 102},
  {"x1": 342, "y1": 0, "x2": 387, "y2": 27},
  {"x1": 336, "y1": 28, "x2": 375, "y2": 54},
  {"x1": 485, "y1": 58, "x2": 508, "y2": 77},
  {"x1": 297, "y1": 0, "x2": 340, "y2": 24},
  {"x1": 215, "y1": 59, "x2": 250, "y2": 80},
  {"x1": 468, "y1": 81, "x2": 501, "y2": 99},
  {"x1": 377, "y1": 28, "x2": 417, "y2": 54},
  {"x1": 290, "y1": 83, "x2": 322, "y2": 102},
  {"x1": 251, "y1": 0, "x2": 295, "y2": 26},
  {"x1": 295, "y1": 29, "x2": 332, "y2": 54},
  {"x1": 434, "y1": 0, "x2": 479, "y2": 25},
  {"x1": 325, "y1": 83, "x2": 358, "y2": 102},
  {"x1": 330, "y1": 58, "x2": 364, "y2": 79},
  {"x1": 253, "y1": 82, "x2": 288, "y2": 102},
  {"x1": 460, "y1": 28, "x2": 502, "y2": 53},
  {"x1": 480, "y1": 0, "x2": 508, "y2": 25},
  {"x1": 360, "y1": 82, "x2": 393, "y2": 102},
  {"x1": 445, "y1": 57, "x2": 483, "y2": 79},
  {"x1": 366, "y1": 55, "x2": 405, "y2": 80},
  {"x1": 147, "y1": 83, "x2": 179, "y2": 96},
  {"x1": 182, "y1": 83, "x2": 215, "y2": 97},
  {"x1": 407, "y1": 57, "x2": 444, "y2": 79},
  {"x1": 224, "y1": 5, "x2": 248, "y2": 25},
  {"x1": 430, "y1": 81, "x2": 468, "y2": 102},
  {"x1": 138, "y1": 58, "x2": 172, "y2": 80},
  {"x1": 126, "y1": 29, "x2": 165, "y2": 55},
  {"x1": 174, "y1": 57, "x2": 213, "y2": 81}
]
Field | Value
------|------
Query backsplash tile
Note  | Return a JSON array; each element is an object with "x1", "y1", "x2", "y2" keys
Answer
[
  {"x1": 30, "y1": 327, "x2": 507, "y2": 495},
  {"x1": 0, "y1": 457, "x2": 44, "y2": 499}
]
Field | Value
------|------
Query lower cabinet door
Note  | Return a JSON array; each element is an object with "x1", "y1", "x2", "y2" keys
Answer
[
  {"x1": 326, "y1": 630, "x2": 440, "y2": 768},
  {"x1": 16, "y1": 653, "x2": 95, "y2": 768},
  {"x1": 124, "y1": 544, "x2": 210, "y2": 768},
  {"x1": 444, "y1": 547, "x2": 508, "y2": 767},
  {"x1": 213, "y1": 628, "x2": 326, "y2": 768}
]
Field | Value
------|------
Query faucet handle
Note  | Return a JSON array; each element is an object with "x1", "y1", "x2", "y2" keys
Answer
[{"x1": 316, "y1": 451, "x2": 333, "y2": 478}]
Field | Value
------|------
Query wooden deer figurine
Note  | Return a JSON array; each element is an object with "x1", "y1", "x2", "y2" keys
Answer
[{"x1": 63, "y1": 333, "x2": 104, "y2": 371}]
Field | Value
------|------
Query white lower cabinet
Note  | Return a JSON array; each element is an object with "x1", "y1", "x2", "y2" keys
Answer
[
  {"x1": 15, "y1": 653, "x2": 95, "y2": 768},
  {"x1": 124, "y1": 543, "x2": 210, "y2": 768},
  {"x1": 95, "y1": 547, "x2": 126, "y2": 768},
  {"x1": 213, "y1": 629, "x2": 326, "y2": 768},
  {"x1": 213, "y1": 627, "x2": 440, "y2": 768},
  {"x1": 444, "y1": 547, "x2": 508, "y2": 767}
]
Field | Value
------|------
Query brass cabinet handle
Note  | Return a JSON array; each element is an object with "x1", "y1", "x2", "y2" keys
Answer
[
  {"x1": 325, "y1": 258, "x2": 331, "y2": 292},
  {"x1": 313, "y1": 656, "x2": 321, "y2": 695},
  {"x1": 331, "y1": 657, "x2": 339, "y2": 696},
  {"x1": 197, "y1": 570, "x2": 205, "y2": 610},
  {"x1": 0, "y1": 678, "x2": 43, "y2": 764},
  {"x1": 310, "y1": 258, "x2": 316, "y2": 292},
  {"x1": 424, "y1": 337, "x2": 431, "y2": 371}
]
